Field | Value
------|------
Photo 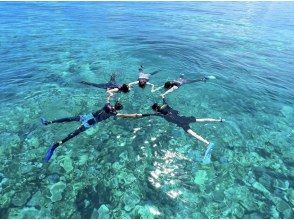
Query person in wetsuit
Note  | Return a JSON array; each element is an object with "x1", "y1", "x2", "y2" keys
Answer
[
  {"x1": 150, "y1": 98, "x2": 224, "y2": 163},
  {"x1": 80, "y1": 73, "x2": 130, "y2": 101},
  {"x1": 41, "y1": 101, "x2": 151, "y2": 162},
  {"x1": 127, "y1": 65, "x2": 161, "y2": 89},
  {"x1": 153, "y1": 74, "x2": 214, "y2": 98}
]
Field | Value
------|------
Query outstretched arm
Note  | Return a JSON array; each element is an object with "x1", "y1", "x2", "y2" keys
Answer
[
  {"x1": 106, "y1": 88, "x2": 119, "y2": 102},
  {"x1": 116, "y1": 113, "x2": 155, "y2": 118},
  {"x1": 128, "y1": 81, "x2": 138, "y2": 88},
  {"x1": 195, "y1": 118, "x2": 224, "y2": 122},
  {"x1": 151, "y1": 85, "x2": 164, "y2": 93},
  {"x1": 146, "y1": 82, "x2": 156, "y2": 92},
  {"x1": 161, "y1": 86, "x2": 178, "y2": 98}
]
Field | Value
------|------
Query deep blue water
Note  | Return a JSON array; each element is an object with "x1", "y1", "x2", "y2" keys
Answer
[{"x1": 0, "y1": 2, "x2": 293, "y2": 218}]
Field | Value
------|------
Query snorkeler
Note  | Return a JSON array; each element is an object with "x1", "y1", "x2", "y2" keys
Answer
[
  {"x1": 41, "y1": 101, "x2": 151, "y2": 162},
  {"x1": 81, "y1": 73, "x2": 130, "y2": 101},
  {"x1": 153, "y1": 74, "x2": 215, "y2": 98},
  {"x1": 150, "y1": 98, "x2": 224, "y2": 163},
  {"x1": 127, "y1": 65, "x2": 161, "y2": 90}
]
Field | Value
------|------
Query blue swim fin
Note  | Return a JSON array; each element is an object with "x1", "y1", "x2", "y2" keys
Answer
[
  {"x1": 44, "y1": 144, "x2": 57, "y2": 162},
  {"x1": 40, "y1": 117, "x2": 49, "y2": 126},
  {"x1": 203, "y1": 143, "x2": 215, "y2": 164}
]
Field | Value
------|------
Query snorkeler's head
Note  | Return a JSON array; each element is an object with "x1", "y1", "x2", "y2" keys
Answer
[
  {"x1": 164, "y1": 81, "x2": 173, "y2": 89},
  {"x1": 119, "y1": 84, "x2": 130, "y2": 93},
  {"x1": 114, "y1": 101, "x2": 123, "y2": 110},
  {"x1": 152, "y1": 103, "x2": 161, "y2": 112},
  {"x1": 138, "y1": 79, "x2": 147, "y2": 88}
]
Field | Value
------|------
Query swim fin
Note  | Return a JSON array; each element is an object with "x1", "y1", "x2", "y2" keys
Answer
[
  {"x1": 44, "y1": 144, "x2": 58, "y2": 162},
  {"x1": 203, "y1": 143, "x2": 215, "y2": 164},
  {"x1": 40, "y1": 117, "x2": 49, "y2": 126}
]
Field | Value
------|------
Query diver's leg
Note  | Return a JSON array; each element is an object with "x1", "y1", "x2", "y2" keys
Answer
[
  {"x1": 149, "y1": 70, "x2": 161, "y2": 76},
  {"x1": 184, "y1": 78, "x2": 206, "y2": 84},
  {"x1": 41, "y1": 116, "x2": 80, "y2": 125},
  {"x1": 186, "y1": 128, "x2": 216, "y2": 164},
  {"x1": 44, "y1": 125, "x2": 86, "y2": 162},
  {"x1": 186, "y1": 129, "x2": 210, "y2": 145},
  {"x1": 109, "y1": 73, "x2": 116, "y2": 82},
  {"x1": 80, "y1": 81, "x2": 107, "y2": 89}
]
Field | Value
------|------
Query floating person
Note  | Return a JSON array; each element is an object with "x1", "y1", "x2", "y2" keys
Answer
[
  {"x1": 80, "y1": 73, "x2": 130, "y2": 102},
  {"x1": 80, "y1": 73, "x2": 130, "y2": 101},
  {"x1": 127, "y1": 65, "x2": 161, "y2": 90},
  {"x1": 153, "y1": 74, "x2": 216, "y2": 98},
  {"x1": 41, "y1": 101, "x2": 151, "y2": 162},
  {"x1": 150, "y1": 98, "x2": 224, "y2": 163}
]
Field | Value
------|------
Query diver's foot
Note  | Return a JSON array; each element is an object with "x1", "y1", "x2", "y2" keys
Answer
[
  {"x1": 203, "y1": 143, "x2": 215, "y2": 164},
  {"x1": 41, "y1": 117, "x2": 49, "y2": 126},
  {"x1": 44, "y1": 143, "x2": 58, "y2": 162}
]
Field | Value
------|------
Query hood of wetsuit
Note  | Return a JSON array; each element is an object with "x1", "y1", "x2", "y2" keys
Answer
[
  {"x1": 119, "y1": 84, "x2": 130, "y2": 93},
  {"x1": 164, "y1": 81, "x2": 173, "y2": 89},
  {"x1": 114, "y1": 101, "x2": 123, "y2": 110}
]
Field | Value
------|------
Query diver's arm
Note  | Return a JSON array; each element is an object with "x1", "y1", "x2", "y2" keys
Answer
[
  {"x1": 195, "y1": 118, "x2": 224, "y2": 122},
  {"x1": 161, "y1": 86, "x2": 178, "y2": 98},
  {"x1": 128, "y1": 81, "x2": 138, "y2": 88},
  {"x1": 186, "y1": 129, "x2": 210, "y2": 145},
  {"x1": 117, "y1": 113, "x2": 156, "y2": 118},
  {"x1": 106, "y1": 88, "x2": 119, "y2": 102},
  {"x1": 151, "y1": 85, "x2": 164, "y2": 93},
  {"x1": 146, "y1": 82, "x2": 156, "y2": 92}
]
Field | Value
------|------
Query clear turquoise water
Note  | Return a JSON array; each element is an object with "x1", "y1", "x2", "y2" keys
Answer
[{"x1": 0, "y1": 2, "x2": 293, "y2": 218}]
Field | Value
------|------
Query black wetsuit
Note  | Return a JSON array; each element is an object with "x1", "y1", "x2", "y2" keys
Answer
[
  {"x1": 153, "y1": 98, "x2": 196, "y2": 131},
  {"x1": 81, "y1": 74, "x2": 121, "y2": 90},
  {"x1": 48, "y1": 103, "x2": 117, "y2": 149}
]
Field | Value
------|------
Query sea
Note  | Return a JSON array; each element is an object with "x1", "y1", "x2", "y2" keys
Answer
[{"x1": 0, "y1": 2, "x2": 293, "y2": 218}]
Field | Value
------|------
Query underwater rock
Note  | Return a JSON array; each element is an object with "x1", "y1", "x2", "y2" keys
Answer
[
  {"x1": 212, "y1": 190, "x2": 225, "y2": 202},
  {"x1": 59, "y1": 156, "x2": 73, "y2": 173},
  {"x1": 0, "y1": 133, "x2": 20, "y2": 153},
  {"x1": 8, "y1": 207, "x2": 40, "y2": 218},
  {"x1": 123, "y1": 191, "x2": 141, "y2": 211},
  {"x1": 275, "y1": 198, "x2": 291, "y2": 213},
  {"x1": 273, "y1": 179, "x2": 289, "y2": 191},
  {"x1": 24, "y1": 136, "x2": 39, "y2": 149},
  {"x1": 252, "y1": 181, "x2": 271, "y2": 198},
  {"x1": 47, "y1": 173, "x2": 60, "y2": 184},
  {"x1": 27, "y1": 191, "x2": 44, "y2": 207},
  {"x1": 12, "y1": 191, "x2": 31, "y2": 207},
  {"x1": 0, "y1": 191, "x2": 13, "y2": 209},
  {"x1": 91, "y1": 208, "x2": 99, "y2": 218},
  {"x1": 270, "y1": 205, "x2": 280, "y2": 218},
  {"x1": 78, "y1": 154, "x2": 88, "y2": 166},
  {"x1": 49, "y1": 181, "x2": 66, "y2": 202},
  {"x1": 232, "y1": 203, "x2": 245, "y2": 218},
  {"x1": 97, "y1": 204, "x2": 110, "y2": 218},
  {"x1": 193, "y1": 170, "x2": 208, "y2": 186},
  {"x1": 132, "y1": 205, "x2": 156, "y2": 218},
  {"x1": 288, "y1": 189, "x2": 294, "y2": 206}
]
